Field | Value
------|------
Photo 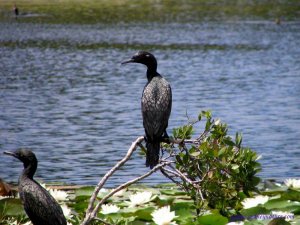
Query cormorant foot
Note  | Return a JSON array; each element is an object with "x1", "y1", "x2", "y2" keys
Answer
[
  {"x1": 161, "y1": 131, "x2": 170, "y2": 144},
  {"x1": 144, "y1": 135, "x2": 148, "y2": 142}
]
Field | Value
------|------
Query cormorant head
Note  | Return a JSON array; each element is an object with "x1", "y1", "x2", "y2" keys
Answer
[
  {"x1": 4, "y1": 149, "x2": 38, "y2": 177},
  {"x1": 122, "y1": 51, "x2": 157, "y2": 71}
]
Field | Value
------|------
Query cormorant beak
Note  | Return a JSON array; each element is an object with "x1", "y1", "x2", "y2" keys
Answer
[
  {"x1": 3, "y1": 151, "x2": 16, "y2": 158},
  {"x1": 121, "y1": 58, "x2": 135, "y2": 65}
]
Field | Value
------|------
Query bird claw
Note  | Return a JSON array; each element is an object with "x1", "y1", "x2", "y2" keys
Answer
[{"x1": 144, "y1": 135, "x2": 148, "y2": 142}]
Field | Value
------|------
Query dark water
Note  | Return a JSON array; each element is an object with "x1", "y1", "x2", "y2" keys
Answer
[{"x1": 0, "y1": 21, "x2": 299, "y2": 186}]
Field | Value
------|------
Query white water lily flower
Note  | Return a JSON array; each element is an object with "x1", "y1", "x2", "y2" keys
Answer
[
  {"x1": 40, "y1": 183, "x2": 68, "y2": 201},
  {"x1": 99, "y1": 188, "x2": 108, "y2": 193},
  {"x1": 227, "y1": 222, "x2": 244, "y2": 225},
  {"x1": 49, "y1": 188, "x2": 69, "y2": 201},
  {"x1": 129, "y1": 191, "x2": 152, "y2": 207},
  {"x1": 284, "y1": 179, "x2": 300, "y2": 189},
  {"x1": 22, "y1": 221, "x2": 32, "y2": 225},
  {"x1": 151, "y1": 205, "x2": 177, "y2": 225},
  {"x1": 241, "y1": 195, "x2": 269, "y2": 209},
  {"x1": 101, "y1": 204, "x2": 120, "y2": 214},
  {"x1": 61, "y1": 204, "x2": 73, "y2": 219},
  {"x1": 271, "y1": 211, "x2": 294, "y2": 221}
]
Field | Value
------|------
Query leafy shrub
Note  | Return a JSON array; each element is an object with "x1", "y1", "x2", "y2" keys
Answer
[{"x1": 162, "y1": 110, "x2": 261, "y2": 216}]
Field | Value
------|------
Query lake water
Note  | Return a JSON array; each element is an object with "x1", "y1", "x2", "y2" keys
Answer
[{"x1": 0, "y1": 21, "x2": 299, "y2": 186}]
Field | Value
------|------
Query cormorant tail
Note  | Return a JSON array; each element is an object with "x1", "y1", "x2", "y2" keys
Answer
[{"x1": 146, "y1": 141, "x2": 160, "y2": 169}]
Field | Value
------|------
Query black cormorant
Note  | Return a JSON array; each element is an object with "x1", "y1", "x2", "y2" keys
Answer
[
  {"x1": 13, "y1": 4, "x2": 19, "y2": 17},
  {"x1": 4, "y1": 149, "x2": 67, "y2": 225},
  {"x1": 122, "y1": 51, "x2": 172, "y2": 168}
]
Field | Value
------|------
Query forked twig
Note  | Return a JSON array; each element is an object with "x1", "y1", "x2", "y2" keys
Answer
[
  {"x1": 81, "y1": 134, "x2": 204, "y2": 225},
  {"x1": 93, "y1": 161, "x2": 172, "y2": 217},
  {"x1": 81, "y1": 136, "x2": 144, "y2": 225}
]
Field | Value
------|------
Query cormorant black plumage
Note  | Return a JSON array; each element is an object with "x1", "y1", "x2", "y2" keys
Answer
[
  {"x1": 4, "y1": 149, "x2": 67, "y2": 225},
  {"x1": 122, "y1": 51, "x2": 172, "y2": 168}
]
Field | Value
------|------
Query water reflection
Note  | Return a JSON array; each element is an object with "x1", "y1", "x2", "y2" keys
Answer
[{"x1": 0, "y1": 21, "x2": 299, "y2": 186}]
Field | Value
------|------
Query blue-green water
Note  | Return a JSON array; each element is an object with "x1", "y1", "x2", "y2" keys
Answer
[{"x1": 0, "y1": 21, "x2": 299, "y2": 186}]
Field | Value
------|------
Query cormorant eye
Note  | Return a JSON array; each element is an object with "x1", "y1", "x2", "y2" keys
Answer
[{"x1": 146, "y1": 54, "x2": 150, "y2": 57}]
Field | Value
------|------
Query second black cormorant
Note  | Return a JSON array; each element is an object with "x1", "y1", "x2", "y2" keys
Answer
[
  {"x1": 4, "y1": 149, "x2": 67, "y2": 225},
  {"x1": 122, "y1": 51, "x2": 172, "y2": 169}
]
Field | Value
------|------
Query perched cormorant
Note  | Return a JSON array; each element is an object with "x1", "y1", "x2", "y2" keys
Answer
[
  {"x1": 122, "y1": 51, "x2": 172, "y2": 168},
  {"x1": 4, "y1": 149, "x2": 67, "y2": 225},
  {"x1": 13, "y1": 3, "x2": 19, "y2": 17}
]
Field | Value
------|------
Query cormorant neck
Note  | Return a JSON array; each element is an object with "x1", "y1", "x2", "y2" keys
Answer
[
  {"x1": 147, "y1": 68, "x2": 159, "y2": 82},
  {"x1": 22, "y1": 162, "x2": 37, "y2": 179}
]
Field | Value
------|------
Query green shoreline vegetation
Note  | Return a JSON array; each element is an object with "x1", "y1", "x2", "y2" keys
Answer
[
  {"x1": 0, "y1": 0, "x2": 299, "y2": 24},
  {"x1": 1, "y1": 181, "x2": 300, "y2": 225}
]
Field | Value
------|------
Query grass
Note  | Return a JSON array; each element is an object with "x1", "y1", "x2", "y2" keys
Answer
[{"x1": 0, "y1": 0, "x2": 299, "y2": 24}]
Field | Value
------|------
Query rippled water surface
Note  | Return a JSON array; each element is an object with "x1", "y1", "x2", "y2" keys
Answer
[{"x1": 0, "y1": 21, "x2": 299, "y2": 186}]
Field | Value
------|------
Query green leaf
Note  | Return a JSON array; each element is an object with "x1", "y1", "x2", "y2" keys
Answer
[
  {"x1": 264, "y1": 199, "x2": 300, "y2": 210},
  {"x1": 133, "y1": 206, "x2": 155, "y2": 221},
  {"x1": 218, "y1": 147, "x2": 227, "y2": 156},
  {"x1": 244, "y1": 221, "x2": 265, "y2": 225},
  {"x1": 231, "y1": 164, "x2": 239, "y2": 170},
  {"x1": 235, "y1": 132, "x2": 243, "y2": 147},
  {"x1": 240, "y1": 206, "x2": 270, "y2": 217},
  {"x1": 198, "y1": 113, "x2": 202, "y2": 121},
  {"x1": 223, "y1": 138, "x2": 235, "y2": 146},
  {"x1": 75, "y1": 186, "x2": 95, "y2": 197},
  {"x1": 268, "y1": 218, "x2": 291, "y2": 225},
  {"x1": 281, "y1": 190, "x2": 300, "y2": 201},
  {"x1": 191, "y1": 151, "x2": 200, "y2": 157},
  {"x1": 160, "y1": 189, "x2": 187, "y2": 196},
  {"x1": 201, "y1": 110, "x2": 212, "y2": 119},
  {"x1": 0, "y1": 198, "x2": 25, "y2": 217},
  {"x1": 205, "y1": 119, "x2": 212, "y2": 131},
  {"x1": 196, "y1": 212, "x2": 228, "y2": 225},
  {"x1": 72, "y1": 199, "x2": 89, "y2": 213},
  {"x1": 175, "y1": 208, "x2": 194, "y2": 222},
  {"x1": 172, "y1": 200, "x2": 194, "y2": 210}
]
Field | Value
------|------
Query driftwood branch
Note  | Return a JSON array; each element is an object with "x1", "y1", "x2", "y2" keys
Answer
[
  {"x1": 81, "y1": 136, "x2": 144, "y2": 225},
  {"x1": 162, "y1": 137, "x2": 200, "y2": 145},
  {"x1": 92, "y1": 161, "x2": 172, "y2": 218},
  {"x1": 80, "y1": 133, "x2": 203, "y2": 225}
]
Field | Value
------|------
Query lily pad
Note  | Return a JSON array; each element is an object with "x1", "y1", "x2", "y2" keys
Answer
[
  {"x1": 264, "y1": 199, "x2": 300, "y2": 210},
  {"x1": 240, "y1": 206, "x2": 270, "y2": 218},
  {"x1": 0, "y1": 198, "x2": 25, "y2": 217},
  {"x1": 133, "y1": 206, "x2": 155, "y2": 221},
  {"x1": 197, "y1": 212, "x2": 228, "y2": 225},
  {"x1": 281, "y1": 190, "x2": 300, "y2": 202}
]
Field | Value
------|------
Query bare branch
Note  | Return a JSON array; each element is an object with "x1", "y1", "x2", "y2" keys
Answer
[
  {"x1": 81, "y1": 136, "x2": 144, "y2": 225},
  {"x1": 161, "y1": 137, "x2": 201, "y2": 145},
  {"x1": 161, "y1": 167, "x2": 182, "y2": 179},
  {"x1": 169, "y1": 164, "x2": 195, "y2": 186},
  {"x1": 82, "y1": 161, "x2": 172, "y2": 225},
  {"x1": 160, "y1": 167, "x2": 182, "y2": 186},
  {"x1": 80, "y1": 132, "x2": 207, "y2": 225},
  {"x1": 96, "y1": 161, "x2": 172, "y2": 209},
  {"x1": 93, "y1": 217, "x2": 114, "y2": 225}
]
